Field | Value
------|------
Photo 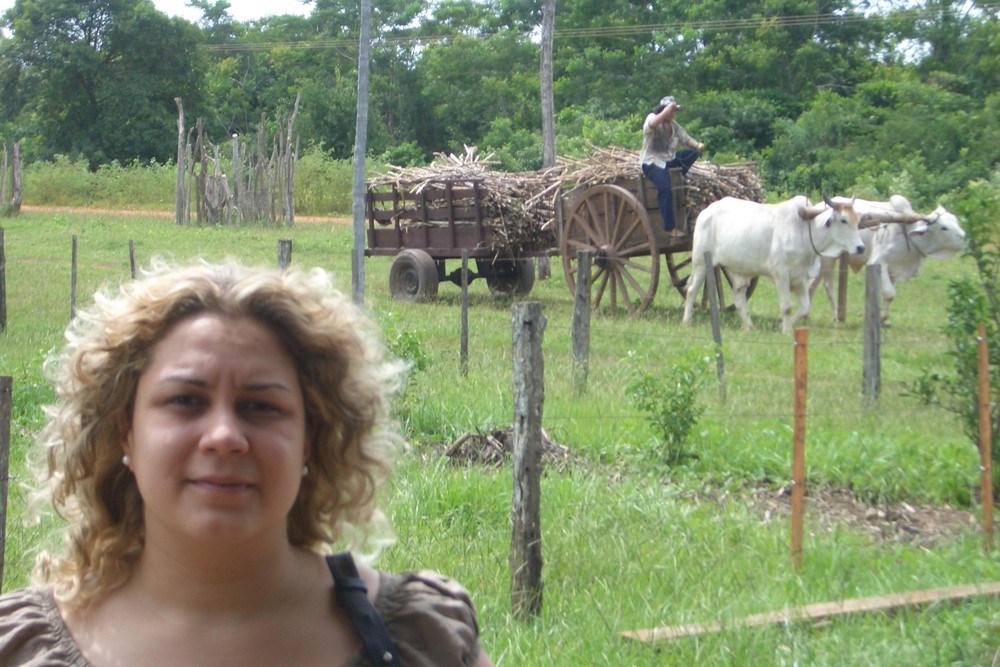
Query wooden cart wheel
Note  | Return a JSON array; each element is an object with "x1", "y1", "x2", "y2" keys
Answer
[
  {"x1": 389, "y1": 249, "x2": 439, "y2": 301},
  {"x1": 665, "y1": 249, "x2": 758, "y2": 310},
  {"x1": 560, "y1": 184, "x2": 659, "y2": 315},
  {"x1": 478, "y1": 258, "x2": 536, "y2": 297}
]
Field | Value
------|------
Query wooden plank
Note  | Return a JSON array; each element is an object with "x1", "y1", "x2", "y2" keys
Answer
[{"x1": 622, "y1": 582, "x2": 1000, "y2": 643}]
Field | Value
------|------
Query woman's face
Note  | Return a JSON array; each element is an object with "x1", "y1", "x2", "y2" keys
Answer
[{"x1": 123, "y1": 313, "x2": 308, "y2": 550}]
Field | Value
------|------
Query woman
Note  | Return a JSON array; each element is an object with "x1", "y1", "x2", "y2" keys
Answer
[{"x1": 0, "y1": 259, "x2": 494, "y2": 667}]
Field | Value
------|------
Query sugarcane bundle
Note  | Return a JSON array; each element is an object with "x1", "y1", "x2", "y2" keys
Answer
[
  {"x1": 368, "y1": 146, "x2": 562, "y2": 254},
  {"x1": 557, "y1": 145, "x2": 765, "y2": 218}
]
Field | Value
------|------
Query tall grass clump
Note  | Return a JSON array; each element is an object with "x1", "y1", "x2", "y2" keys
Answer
[
  {"x1": 292, "y1": 147, "x2": 357, "y2": 217},
  {"x1": 22, "y1": 156, "x2": 177, "y2": 209}
]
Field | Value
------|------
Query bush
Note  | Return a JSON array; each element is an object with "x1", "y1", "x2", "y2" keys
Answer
[{"x1": 625, "y1": 348, "x2": 710, "y2": 465}]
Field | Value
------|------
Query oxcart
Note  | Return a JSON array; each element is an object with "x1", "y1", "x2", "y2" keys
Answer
[{"x1": 365, "y1": 164, "x2": 759, "y2": 315}]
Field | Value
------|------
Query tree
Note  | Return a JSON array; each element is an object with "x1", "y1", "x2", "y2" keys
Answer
[{"x1": 2, "y1": 0, "x2": 208, "y2": 165}]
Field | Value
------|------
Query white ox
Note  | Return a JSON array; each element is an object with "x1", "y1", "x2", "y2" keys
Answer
[
  {"x1": 682, "y1": 196, "x2": 866, "y2": 335},
  {"x1": 810, "y1": 195, "x2": 967, "y2": 326}
]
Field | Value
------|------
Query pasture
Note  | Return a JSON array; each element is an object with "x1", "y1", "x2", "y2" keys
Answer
[{"x1": 1, "y1": 211, "x2": 999, "y2": 665}]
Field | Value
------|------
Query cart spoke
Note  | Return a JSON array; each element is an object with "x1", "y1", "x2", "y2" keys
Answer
[
  {"x1": 592, "y1": 268, "x2": 611, "y2": 307},
  {"x1": 611, "y1": 209, "x2": 643, "y2": 249},
  {"x1": 615, "y1": 271, "x2": 635, "y2": 310},
  {"x1": 579, "y1": 200, "x2": 608, "y2": 245},
  {"x1": 618, "y1": 265, "x2": 652, "y2": 305},
  {"x1": 615, "y1": 238, "x2": 656, "y2": 258},
  {"x1": 566, "y1": 237, "x2": 600, "y2": 254},
  {"x1": 609, "y1": 272, "x2": 618, "y2": 313},
  {"x1": 619, "y1": 257, "x2": 655, "y2": 275}
]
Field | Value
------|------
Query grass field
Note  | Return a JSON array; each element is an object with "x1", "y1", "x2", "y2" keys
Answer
[{"x1": 2, "y1": 210, "x2": 999, "y2": 665}]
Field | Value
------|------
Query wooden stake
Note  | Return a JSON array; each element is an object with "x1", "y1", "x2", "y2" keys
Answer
[
  {"x1": 862, "y1": 265, "x2": 882, "y2": 404},
  {"x1": 979, "y1": 323, "x2": 994, "y2": 552},
  {"x1": 460, "y1": 251, "x2": 469, "y2": 378},
  {"x1": 836, "y1": 252, "x2": 848, "y2": 322},
  {"x1": 0, "y1": 375, "x2": 10, "y2": 591},
  {"x1": 70, "y1": 235, "x2": 78, "y2": 321},
  {"x1": 704, "y1": 251, "x2": 726, "y2": 403},
  {"x1": 791, "y1": 328, "x2": 808, "y2": 569},
  {"x1": 571, "y1": 250, "x2": 591, "y2": 396},
  {"x1": 510, "y1": 302, "x2": 546, "y2": 619}
]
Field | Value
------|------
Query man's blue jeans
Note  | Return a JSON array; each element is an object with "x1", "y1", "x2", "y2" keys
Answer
[{"x1": 641, "y1": 149, "x2": 700, "y2": 231}]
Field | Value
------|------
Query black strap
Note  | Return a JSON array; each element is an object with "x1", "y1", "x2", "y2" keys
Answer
[{"x1": 326, "y1": 553, "x2": 402, "y2": 667}]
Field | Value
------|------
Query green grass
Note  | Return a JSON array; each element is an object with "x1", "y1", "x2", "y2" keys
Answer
[{"x1": 2, "y1": 211, "x2": 999, "y2": 665}]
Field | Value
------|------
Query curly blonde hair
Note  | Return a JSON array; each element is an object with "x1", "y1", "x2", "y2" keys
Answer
[{"x1": 32, "y1": 259, "x2": 404, "y2": 608}]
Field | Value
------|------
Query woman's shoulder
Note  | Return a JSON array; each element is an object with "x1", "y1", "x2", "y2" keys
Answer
[
  {"x1": 374, "y1": 569, "x2": 484, "y2": 667},
  {"x1": 0, "y1": 587, "x2": 86, "y2": 665}
]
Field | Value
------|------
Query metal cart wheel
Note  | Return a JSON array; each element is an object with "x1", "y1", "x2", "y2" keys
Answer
[
  {"x1": 664, "y1": 249, "x2": 758, "y2": 310},
  {"x1": 560, "y1": 184, "x2": 659, "y2": 315},
  {"x1": 478, "y1": 258, "x2": 536, "y2": 297},
  {"x1": 389, "y1": 249, "x2": 439, "y2": 301}
]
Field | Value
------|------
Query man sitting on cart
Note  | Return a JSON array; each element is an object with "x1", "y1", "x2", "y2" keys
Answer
[{"x1": 640, "y1": 95, "x2": 705, "y2": 237}]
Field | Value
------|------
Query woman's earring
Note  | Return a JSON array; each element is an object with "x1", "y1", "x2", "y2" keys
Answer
[
  {"x1": 122, "y1": 454, "x2": 131, "y2": 467},
  {"x1": 302, "y1": 464, "x2": 309, "y2": 476}
]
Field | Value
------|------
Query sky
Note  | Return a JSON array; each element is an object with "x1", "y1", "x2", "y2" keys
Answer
[{"x1": 0, "y1": 1, "x2": 314, "y2": 24}]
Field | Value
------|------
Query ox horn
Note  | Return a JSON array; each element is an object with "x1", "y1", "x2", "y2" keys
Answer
[
  {"x1": 859, "y1": 211, "x2": 928, "y2": 228},
  {"x1": 798, "y1": 201, "x2": 827, "y2": 219}
]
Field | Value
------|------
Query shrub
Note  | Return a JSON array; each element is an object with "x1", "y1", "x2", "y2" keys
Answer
[{"x1": 625, "y1": 348, "x2": 710, "y2": 465}]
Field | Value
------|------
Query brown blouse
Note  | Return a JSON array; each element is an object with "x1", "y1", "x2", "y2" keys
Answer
[{"x1": 0, "y1": 570, "x2": 483, "y2": 666}]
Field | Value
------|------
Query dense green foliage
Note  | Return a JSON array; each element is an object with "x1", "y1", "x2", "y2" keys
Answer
[{"x1": 2, "y1": 0, "x2": 999, "y2": 204}]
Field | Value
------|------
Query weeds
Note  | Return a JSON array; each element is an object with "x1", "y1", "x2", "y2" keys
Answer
[{"x1": 625, "y1": 348, "x2": 710, "y2": 465}]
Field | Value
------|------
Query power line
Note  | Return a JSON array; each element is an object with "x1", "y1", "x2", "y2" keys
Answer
[{"x1": 203, "y1": 3, "x2": 999, "y2": 52}]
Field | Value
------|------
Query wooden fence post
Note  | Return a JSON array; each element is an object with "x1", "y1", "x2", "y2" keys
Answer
[
  {"x1": 0, "y1": 375, "x2": 11, "y2": 591},
  {"x1": 510, "y1": 302, "x2": 546, "y2": 619},
  {"x1": 703, "y1": 252, "x2": 726, "y2": 403},
  {"x1": 792, "y1": 328, "x2": 808, "y2": 570},
  {"x1": 278, "y1": 239, "x2": 292, "y2": 269},
  {"x1": 128, "y1": 239, "x2": 137, "y2": 279},
  {"x1": 837, "y1": 253, "x2": 849, "y2": 322},
  {"x1": 572, "y1": 251, "x2": 591, "y2": 396},
  {"x1": 978, "y1": 323, "x2": 994, "y2": 553},
  {"x1": 862, "y1": 264, "x2": 881, "y2": 404},
  {"x1": 70, "y1": 235, "x2": 78, "y2": 320},
  {"x1": 0, "y1": 228, "x2": 6, "y2": 331},
  {"x1": 461, "y1": 251, "x2": 469, "y2": 378}
]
